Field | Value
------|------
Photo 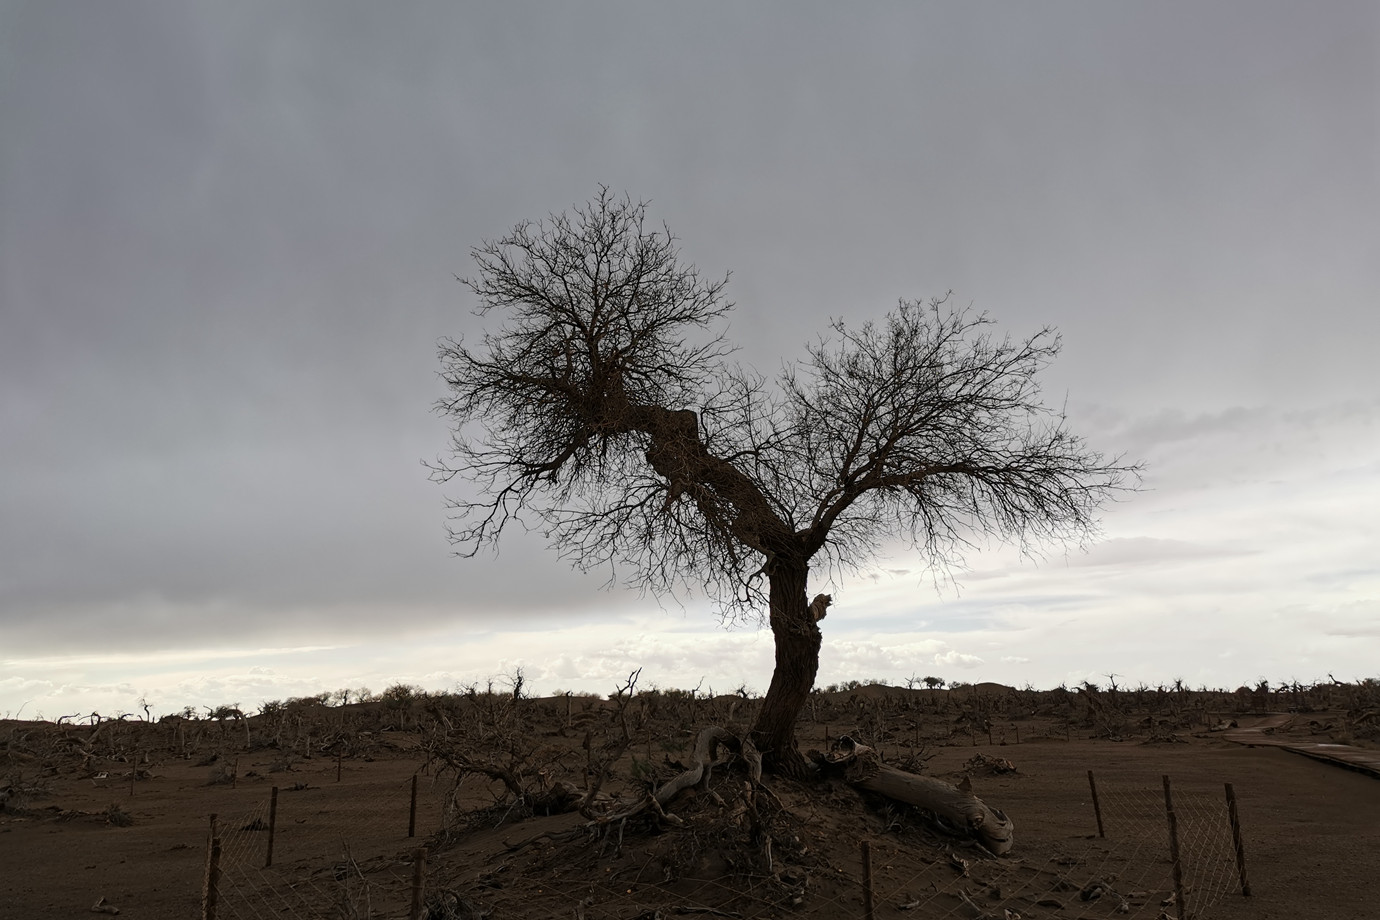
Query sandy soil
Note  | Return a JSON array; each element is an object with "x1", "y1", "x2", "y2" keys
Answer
[{"x1": 2, "y1": 683, "x2": 1376, "y2": 919}]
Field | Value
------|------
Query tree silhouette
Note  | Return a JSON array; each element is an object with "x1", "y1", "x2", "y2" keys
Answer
[{"x1": 433, "y1": 189, "x2": 1137, "y2": 774}]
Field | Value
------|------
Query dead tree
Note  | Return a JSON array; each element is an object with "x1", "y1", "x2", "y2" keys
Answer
[{"x1": 432, "y1": 188, "x2": 1138, "y2": 776}]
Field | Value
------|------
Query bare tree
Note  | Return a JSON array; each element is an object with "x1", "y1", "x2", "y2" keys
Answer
[{"x1": 433, "y1": 188, "x2": 1138, "y2": 774}]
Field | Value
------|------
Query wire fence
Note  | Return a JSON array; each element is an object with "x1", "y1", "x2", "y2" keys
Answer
[
  {"x1": 202, "y1": 763, "x2": 1252, "y2": 920},
  {"x1": 205, "y1": 768, "x2": 448, "y2": 920}
]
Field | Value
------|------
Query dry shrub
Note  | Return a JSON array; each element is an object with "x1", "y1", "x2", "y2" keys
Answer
[
  {"x1": 104, "y1": 803, "x2": 133, "y2": 827},
  {"x1": 421, "y1": 891, "x2": 489, "y2": 919},
  {"x1": 1, "y1": 784, "x2": 29, "y2": 814},
  {"x1": 207, "y1": 762, "x2": 235, "y2": 785},
  {"x1": 964, "y1": 753, "x2": 1018, "y2": 774}
]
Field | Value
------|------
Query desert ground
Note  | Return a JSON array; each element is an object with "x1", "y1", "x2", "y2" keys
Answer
[{"x1": 2, "y1": 679, "x2": 1377, "y2": 920}]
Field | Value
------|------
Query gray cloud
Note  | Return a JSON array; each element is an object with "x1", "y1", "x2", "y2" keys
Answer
[
  {"x1": 2, "y1": 2, "x2": 1377, "y2": 712},
  {"x1": 1067, "y1": 537, "x2": 1256, "y2": 568}
]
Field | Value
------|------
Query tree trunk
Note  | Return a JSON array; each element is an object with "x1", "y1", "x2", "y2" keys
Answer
[{"x1": 750, "y1": 560, "x2": 822, "y2": 777}]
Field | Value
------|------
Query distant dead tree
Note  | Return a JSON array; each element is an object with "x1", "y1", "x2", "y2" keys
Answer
[{"x1": 432, "y1": 188, "x2": 1138, "y2": 775}]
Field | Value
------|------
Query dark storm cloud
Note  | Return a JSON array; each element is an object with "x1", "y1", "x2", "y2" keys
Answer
[{"x1": 1, "y1": 0, "x2": 1377, "y2": 683}]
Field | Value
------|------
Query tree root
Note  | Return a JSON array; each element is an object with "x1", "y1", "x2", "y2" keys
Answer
[
  {"x1": 655, "y1": 726, "x2": 741, "y2": 807},
  {"x1": 572, "y1": 724, "x2": 763, "y2": 831},
  {"x1": 446, "y1": 721, "x2": 1012, "y2": 861}
]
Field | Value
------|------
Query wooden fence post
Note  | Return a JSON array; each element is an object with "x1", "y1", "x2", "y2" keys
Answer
[
  {"x1": 1087, "y1": 770, "x2": 1105, "y2": 838},
  {"x1": 265, "y1": 786, "x2": 279, "y2": 868},
  {"x1": 1224, "y1": 783, "x2": 1252, "y2": 896},
  {"x1": 860, "y1": 839, "x2": 875, "y2": 920},
  {"x1": 1162, "y1": 775, "x2": 1187, "y2": 920},
  {"x1": 202, "y1": 836, "x2": 221, "y2": 920},
  {"x1": 410, "y1": 847, "x2": 428, "y2": 920},
  {"x1": 408, "y1": 773, "x2": 419, "y2": 838}
]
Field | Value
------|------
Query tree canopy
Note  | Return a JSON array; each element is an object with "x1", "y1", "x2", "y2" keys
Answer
[{"x1": 434, "y1": 188, "x2": 1138, "y2": 770}]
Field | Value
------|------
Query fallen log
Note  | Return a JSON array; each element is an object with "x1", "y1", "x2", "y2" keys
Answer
[{"x1": 817, "y1": 736, "x2": 1014, "y2": 855}]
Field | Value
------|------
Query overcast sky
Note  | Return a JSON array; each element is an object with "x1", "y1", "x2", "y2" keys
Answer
[{"x1": 2, "y1": 2, "x2": 1377, "y2": 719}]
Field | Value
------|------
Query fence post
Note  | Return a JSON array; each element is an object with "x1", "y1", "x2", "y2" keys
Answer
[
  {"x1": 337, "y1": 749, "x2": 343, "y2": 783},
  {"x1": 409, "y1": 773, "x2": 419, "y2": 838},
  {"x1": 265, "y1": 786, "x2": 279, "y2": 868},
  {"x1": 1161, "y1": 775, "x2": 1187, "y2": 920},
  {"x1": 1224, "y1": 783, "x2": 1253, "y2": 896},
  {"x1": 202, "y1": 836, "x2": 222, "y2": 920},
  {"x1": 1087, "y1": 770, "x2": 1105, "y2": 838},
  {"x1": 410, "y1": 847, "x2": 428, "y2": 920},
  {"x1": 860, "y1": 839, "x2": 875, "y2": 920}
]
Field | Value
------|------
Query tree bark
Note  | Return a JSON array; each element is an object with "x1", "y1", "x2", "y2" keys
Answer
[{"x1": 750, "y1": 560, "x2": 822, "y2": 777}]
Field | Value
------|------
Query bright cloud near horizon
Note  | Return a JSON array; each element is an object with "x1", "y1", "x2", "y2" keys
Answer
[{"x1": 2, "y1": 3, "x2": 1377, "y2": 720}]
